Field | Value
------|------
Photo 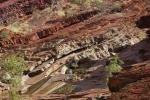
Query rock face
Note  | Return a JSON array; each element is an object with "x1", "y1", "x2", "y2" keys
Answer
[
  {"x1": 107, "y1": 61, "x2": 150, "y2": 100},
  {"x1": 32, "y1": 89, "x2": 110, "y2": 100},
  {"x1": 0, "y1": 0, "x2": 150, "y2": 99},
  {"x1": 0, "y1": 0, "x2": 52, "y2": 25},
  {"x1": 0, "y1": 0, "x2": 147, "y2": 47},
  {"x1": 0, "y1": 10, "x2": 99, "y2": 47},
  {"x1": 108, "y1": 60, "x2": 150, "y2": 92}
]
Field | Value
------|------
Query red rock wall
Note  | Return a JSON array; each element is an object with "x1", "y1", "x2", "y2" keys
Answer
[
  {"x1": 0, "y1": 10, "x2": 99, "y2": 47},
  {"x1": 0, "y1": 0, "x2": 52, "y2": 25},
  {"x1": 108, "y1": 61, "x2": 150, "y2": 92},
  {"x1": 0, "y1": 0, "x2": 9, "y2": 3}
]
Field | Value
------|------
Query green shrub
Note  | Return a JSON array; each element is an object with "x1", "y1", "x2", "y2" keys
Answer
[
  {"x1": 65, "y1": 10, "x2": 76, "y2": 17},
  {"x1": 105, "y1": 54, "x2": 124, "y2": 87},
  {"x1": 92, "y1": 0, "x2": 107, "y2": 8},
  {"x1": 113, "y1": 2, "x2": 122, "y2": 9},
  {"x1": 0, "y1": 55, "x2": 26, "y2": 99},
  {"x1": 10, "y1": 76, "x2": 22, "y2": 88},
  {"x1": 56, "y1": 10, "x2": 65, "y2": 16},
  {"x1": 0, "y1": 55, "x2": 26, "y2": 77},
  {"x1": 69, "y1": 0, "x2": 87, "y2": 4},
  {"x1": 0, "y1": 31, "x2": 9, "y2": 38},
  {"x1": 73, "y1": 68, "x2": 86, "y2": 79},
  {"x1": 9, "y1": 91, "x2": 19, "y2": 100},
  {"x1": 73, "y1": 68, "x2": 86, "y2": 75},
  {"x1": 105, "y1": 54, "x2": 123, "y2": 73}
]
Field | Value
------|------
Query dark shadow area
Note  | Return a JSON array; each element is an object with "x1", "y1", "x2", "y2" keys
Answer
[
  {"x1": 120, "y1": 37, "x2": 150, "y2": 69},
  {"x1": 23, "y1": 70, "x2": 30, "y2": 75},
  {"x1": 146, "y1": 30, "x2": 150, "y2": 38},
  {"x1": 26, "y1": 12, "x2": 33, "y2": 15},
  {"x1": 28, "y1": 70, "x2": 43, "y2": 77},
  {"x1": 73, "y1": 59, "x2": 107, "y2": 92},
  {"x1": 0, "y1": 0, "x2": 8, "y2": 3},
  {"x1": 136, "y1": 15, "x2": 150, "y2": 28}
]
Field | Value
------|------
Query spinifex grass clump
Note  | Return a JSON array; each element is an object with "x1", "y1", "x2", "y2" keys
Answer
[
  {"x1": 0, "y1": 55, "x2": 26, "y2": 100},
  {"x1": 92, "y1": 0, "x2": 107, "y2": 8},
  {"x1": 69, "y1": 0, "x2": 87, "y2": 4},
  {"x1": 105, "y1": 54, "x2": 124, "y2": 88},
  {"x1": 0, "y1": 30, "x2": 9, "y2": 38}
]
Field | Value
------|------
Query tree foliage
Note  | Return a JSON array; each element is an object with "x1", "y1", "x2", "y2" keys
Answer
[
  {"x1": 105, "y1": 54, "x2": 124, "y2": 74},
  {"x1": 0, "y1": 55, "x2": 26, "y2": 100},
  {"x1": 105, "y1": 54, "x2": 124, "y2": 88},
  {"x1": 0, "y1": 55, "x2": 26, "y2": 77}
]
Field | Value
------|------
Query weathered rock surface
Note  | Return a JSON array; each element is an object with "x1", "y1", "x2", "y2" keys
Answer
[
  {"x1": 0, "y1": 0, "x2": 150, "y2": 99},
  {"x1": 108, "y1": 60, "x2": 150, "y2": 92},
  {"x1": 32, "y1": 89, "x2": 110, "y2": 100},
  {"x1": 0, "y1": 0, "x2": 53, "y2": 25},
  {"x1": 0, "y1": 0, "x2": 147, "y2": 48},
  {"x1": 107, "y1": 61, "x2": 150, "y2": 100}
]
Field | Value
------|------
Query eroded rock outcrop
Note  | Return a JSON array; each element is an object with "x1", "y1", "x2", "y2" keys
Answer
[
  {"x1": 108, "y1": 60, "x2": 150, "y2": 92},
  {"x1": 0, "y1": 0, "x2": 148, "y2": 48},
  {"x1": 107, "y1": 61, "x2": 150, "y2": 100},
  {"x1": 32, "y1": 89, "x2": 110, "y2": 100},
  {"x1": 0, "y1": 0, "x2": 150, "y2": 99},
  {"x1": 0, "y1": 0, "x2": 52, "y2": 25}
]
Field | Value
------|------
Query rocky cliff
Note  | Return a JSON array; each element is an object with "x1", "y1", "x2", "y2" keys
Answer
[
  {"x1": 0, "y1": 0, "x2": 52, "y2": 25},
  {"x1": 0, "y1": 0, "x2": 150, "y2": 100}
]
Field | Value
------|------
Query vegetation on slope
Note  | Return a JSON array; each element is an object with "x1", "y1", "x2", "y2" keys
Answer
[
  {"x1": 0, "y1": 55, "x2": 26, "y2": 100},
  {"x1": 105, "y1": 54, "x2": 124, "y2": 88}
]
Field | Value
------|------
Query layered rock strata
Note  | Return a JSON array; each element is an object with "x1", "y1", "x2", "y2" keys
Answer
[
  {"x1": 107, "y1": 61, "x2": 150, "y2": 100},
  {"x1": 0, "y1": 0, "x2": 52, "y2": 25}
]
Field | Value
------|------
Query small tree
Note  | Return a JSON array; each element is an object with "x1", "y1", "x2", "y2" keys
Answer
[
  {"x1": 105, "y1": 54, "x2": 124, "y2": 87},
  {"x1": 0, "y1": 55, "x2": 26, "y2": 100}
]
